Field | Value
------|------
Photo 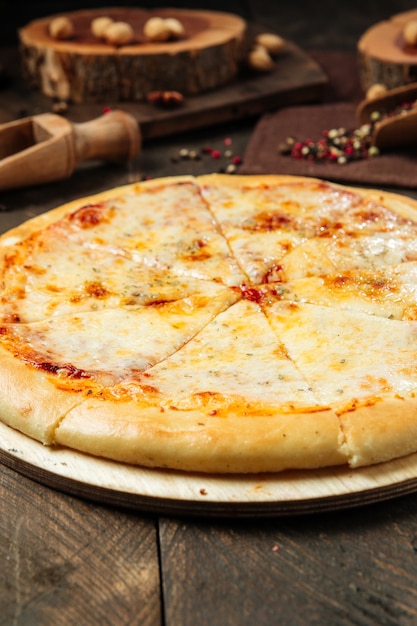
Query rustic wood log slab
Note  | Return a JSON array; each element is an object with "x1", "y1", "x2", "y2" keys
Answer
[
  {"x1": 19, "y1": 7, "x2": 247, "y2": 103},
  {"x1": 358, "y1": 9, "x2": 417, "y2": 93}
]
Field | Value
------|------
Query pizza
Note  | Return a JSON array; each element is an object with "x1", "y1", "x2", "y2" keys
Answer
[{"x1": 2, "y1": 173, "x2": 417, "y2": 474}]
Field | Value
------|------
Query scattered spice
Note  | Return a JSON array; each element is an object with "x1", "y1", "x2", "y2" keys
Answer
[
  {"x1": 147, "y1": 90, "x2": 184, "y2": 108},
  {"x1": 277, "y1": 136, "x2": 296, "y2": 155},
  {"x1": 282, "y1": 100, "x2": 417, "y2": 164},
  {"x1": 52, "y1": 100, "x2": 68, "y2": 114},
  {"x1": 169, "y1": 139, "x2": 243, "y2": 174},
  {"x1": 282, "y1": 125, "x2": 376, "y2": 165}
]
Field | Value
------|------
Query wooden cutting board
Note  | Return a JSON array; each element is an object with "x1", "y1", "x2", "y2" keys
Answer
[
  {"x1": 20, "y1": 8, "x2": 247, "y2": 103},
  {"x1": 358, "y1": 9, "x2": 417, "y2": 92},
  {"x1": 15, "y1": 7, "x2": 327, "y2": 140},
  {"x1": 1, "y1": 421, "x2": 417, "y2": 517},
  {"x1": 70, "y1": 37, "x2": 328, "y2": 141}
]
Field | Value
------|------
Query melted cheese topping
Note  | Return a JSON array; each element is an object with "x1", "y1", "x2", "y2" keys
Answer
[
  {"x1": 0, "y1": 288, "x2": 238, "y2": 385},
  {"x1": 2, "y1": 174, "x2": 417, "y2": 423},
  {"x1": 263, "y1": 300, "x2": 417, "y2": 407},
  {"x1": 272, "y1": 261, "x2": 417, "y2": 320},
  {"x1": 201, "y1": 179, "x2": 417, "y2": 283},
  {"x1": 120, "y1": 299, "x2": 318, "y2": 410},
  {"x1": 54, "y1": 181, "x2": 245, "y2": 285},
  {"x1": 0, "y1": 238, "x2": 237, "y2": 324}
]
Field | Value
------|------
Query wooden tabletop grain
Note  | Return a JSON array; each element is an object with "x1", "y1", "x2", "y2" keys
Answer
[{"x1": 3, "y1": 2, "x2": 417, "y2": 624}]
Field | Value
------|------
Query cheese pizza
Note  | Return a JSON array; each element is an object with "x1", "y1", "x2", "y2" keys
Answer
[{"x1": 2, "y1": 173, "x2": 417, "y2": 473}]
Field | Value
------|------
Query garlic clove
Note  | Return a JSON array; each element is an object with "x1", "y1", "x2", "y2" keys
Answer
[
  {"x1": 49, "y1": 16, "x2": 74, "y2": 41},
  {"x1": 143, "y1": 17, "x2": 171, "y2": 42},
  {"x1": 255, "y1": 33, "x2": 285, "y2": 55},
  {"x1": 247, "y1": 45, "x2": 275, "y2": 72},
  {"x1": 104, "y1": 21, "x2": 135, "y2": 46},
  {"x1": 91, "y1": 16, "x2": 114, "y2": 39}
]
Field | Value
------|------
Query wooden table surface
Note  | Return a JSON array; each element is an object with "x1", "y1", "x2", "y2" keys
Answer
[{"x1": 3, "y1": 2, "x2": 417, "y2": 624}]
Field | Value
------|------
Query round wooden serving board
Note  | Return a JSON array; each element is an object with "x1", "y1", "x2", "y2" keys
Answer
[
  {"x1": 358, "y1": 9, "x2": 417, "y2": 92},
  {"x1": 1, "y1": 421, "x2": 417, "y2": 517},
  {"x1": 19, "y1": 7, "x2": 247, "y2": 103}
]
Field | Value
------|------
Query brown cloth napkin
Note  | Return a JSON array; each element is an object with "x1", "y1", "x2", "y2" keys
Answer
[{"x1": 241, "y1": 52, "x2": 417, "y2": 189}]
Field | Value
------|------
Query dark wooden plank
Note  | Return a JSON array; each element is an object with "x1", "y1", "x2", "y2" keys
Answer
[
  {"x1": 0, "y1": 464, "x2": 161, "y2": 626},
  {"x1": 65, "y1": 40, "x2": 326, "y2": 140},
  {"x1": 0, "y1": 36, "x2": 327, "y2": 141},
  {"x1": 159, "y1": 496, "x2": 417, "y2": 626},
  {"x1": 244, "y1": 0, "x2": 417, "y2": 51}
]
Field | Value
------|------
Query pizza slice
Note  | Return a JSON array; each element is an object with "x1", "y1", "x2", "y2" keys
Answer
[
  {"x1": 198, "y1": 174, "x2": 417, "y2": 283},
  {"x1": 0, "y1": 235, "x2": 239, "y2": 323},
  {"x1": 273, "y1": 230, "x2": 417, "y2": 281},
  {"x1": 0, "y1": 283, "x2": 238, "y2": 388},
  {"x1": 51, "y1": 177, "x2": 245, "y2": 286},
  {"x1": 262, "y1": 297, "x2": 417, "y2": 467},
  {"x1": 53, "y1": 298, "x2": 347, "y2": 472},
  {"x1": 256, "y1": 261, "x2": 417, "y2": 320},
  {"x1": 199, "y1": 174, "x2": 309, "y2": 283},
  {"x1": 0, "y1": 344, "x2": 85, "y2": 445},
  {"x1": 0, "y1": 179, "x2": 245, "y2": 315}
]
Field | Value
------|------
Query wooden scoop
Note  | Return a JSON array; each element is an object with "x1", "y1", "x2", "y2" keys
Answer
[
  {"x1": 0, "y1": 110, "x2": 141, "y2": 191},
  {"x1": 356, "y1": 83, "x2": 417, "y2": 150}
]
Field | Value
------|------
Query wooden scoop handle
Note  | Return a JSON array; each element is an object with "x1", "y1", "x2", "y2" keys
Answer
[
  {"x1": 0, "y1": 110, "x2": 141, "y2": 191},
  {"x1": 72, "y1": 110, "x2": 141, "y2": 165}
]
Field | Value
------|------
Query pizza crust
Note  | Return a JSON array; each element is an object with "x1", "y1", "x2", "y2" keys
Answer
[
  {"x1": 0, "y1": 345, "x2": 83, "y2": 444},
  {"x1": 54, "y1": 399, "x2": 348, "y2": 473},
  {"x1": 340, "y1": 396, "x2": 417, "y2": 468}
]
